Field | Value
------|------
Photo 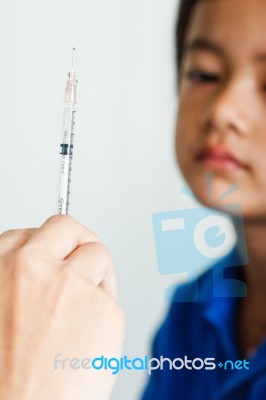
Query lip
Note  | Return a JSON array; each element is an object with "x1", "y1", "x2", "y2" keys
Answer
[{"x1": 195, "y1": 145, "x2": 247, "y2": 172}]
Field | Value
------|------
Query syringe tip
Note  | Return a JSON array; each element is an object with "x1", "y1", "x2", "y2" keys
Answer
[{"x1": 71, "y1": 47, "x2": 76, "y2": 69}]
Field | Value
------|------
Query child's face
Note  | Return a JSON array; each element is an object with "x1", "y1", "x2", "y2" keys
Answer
[{"x1": 176, "y1": 0, "x2": 266, "y2": 218}]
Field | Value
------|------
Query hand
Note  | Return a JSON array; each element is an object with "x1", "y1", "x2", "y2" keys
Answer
[{"x1": 0, "y1": 215, "x2": 126, "y2": 400}]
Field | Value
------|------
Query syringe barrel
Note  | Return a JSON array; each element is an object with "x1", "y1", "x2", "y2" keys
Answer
[
  {"x1": 58, "y1": 53, "x2": 78, "y2": 214},
  {"x1": 58, "y1": 103, "x2": 76, "y2": 214}
]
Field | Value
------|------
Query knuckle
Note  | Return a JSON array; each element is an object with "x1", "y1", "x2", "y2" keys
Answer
[
  {"x1": 8, "y1": 247, "x2": 35, "y2": 278},
  {"x1": 89, "y1": 231, "x2": 101, "y2": 243},
  {"x1": 82, "y1": 234, "x2": 100, "y2": 246},
  {"x1": 0, "y1": 228, "x2": 21, "y2": 238},
  {"x1": 45, "y1": 214, "x2": 77, "y2": 225},
  {"x1": 90, "y1": 242, "x2": 113, "y2": 268},
  {"x1": 45, "y1": 215, "x2": 100, "y2": 242},
  {"x1": 1, "y1": 229, "x2": 15, "y2": 237},
  {"x1": 10, "y1": 244, "x2": 46, "y2": 274}
]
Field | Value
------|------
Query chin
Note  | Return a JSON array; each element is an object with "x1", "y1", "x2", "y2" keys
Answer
[
  {"x1": 187, "y1": 176, "x2": 266, "y2": 221},
  {"x1": 185, "y1": 172, "x2": 244, "y2": 211}
]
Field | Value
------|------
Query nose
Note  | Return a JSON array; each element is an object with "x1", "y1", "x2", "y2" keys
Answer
[{"x1": 201, "y1": 76, "x2": 252, "y2": 138}]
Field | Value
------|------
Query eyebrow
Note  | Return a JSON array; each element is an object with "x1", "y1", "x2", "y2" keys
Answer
[
  {"x1": 184, "y1": 37, "x2": 266, "y2": 65},
  {"x1": 183, "y1": 37, "x2": 226, "y2": 58}
]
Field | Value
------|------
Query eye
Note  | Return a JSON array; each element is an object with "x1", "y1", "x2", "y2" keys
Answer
[{"x1": 185, "y1": 69, "x2": 220, "y2": 84}]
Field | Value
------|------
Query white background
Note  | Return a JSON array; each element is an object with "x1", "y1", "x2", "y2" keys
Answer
[{"x1": 0, "y1": 1, "x2": 207, "y2": 399}]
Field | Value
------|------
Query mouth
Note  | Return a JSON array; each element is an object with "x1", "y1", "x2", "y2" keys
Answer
[{"x1": 195, "y1": 145, "x2": 247, "y2": 173}]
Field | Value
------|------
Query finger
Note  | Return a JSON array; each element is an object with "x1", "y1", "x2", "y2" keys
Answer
[
  {"x1": 65, "y1": 242, "x2": 117, "y2": 299},
  {"x1": 27, "y1": 215, "x2": 100, "y2": 260},
  {"x1": 0, "y1": 229, "x2": 36, "y2": 254}
]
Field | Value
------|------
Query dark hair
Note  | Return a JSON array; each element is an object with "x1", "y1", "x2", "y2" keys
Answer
[{"x1": 176, "y1": 0, "x2": 199, "y2": 73}]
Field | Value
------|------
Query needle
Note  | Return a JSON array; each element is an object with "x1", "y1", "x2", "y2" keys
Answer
[{"x1": 71, "y1": 47, "x2": 75, "y2": 70}]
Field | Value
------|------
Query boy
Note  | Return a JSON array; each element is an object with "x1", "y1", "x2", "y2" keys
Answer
[{"x1": 142, "y1": 0, "x2": 266, "y2": 398}]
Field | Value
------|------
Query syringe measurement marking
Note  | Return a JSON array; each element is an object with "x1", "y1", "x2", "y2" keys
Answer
[{"x1": 65, "y1": 110, "x2": 76, "y2": 213}]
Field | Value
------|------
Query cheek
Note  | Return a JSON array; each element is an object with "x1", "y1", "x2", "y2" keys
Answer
[
  {"x1": 253, "y1": 128, "x2": 266, "y2": 163},
  {"x1": 175, "y1": 100, "x2": 198, "y2": 170},
  {"x1": 175, "y1": 86, "x2": 266, "y2": 217},
  {"x1": 175, "y1": 112, "x2": 186, "y2": 173},
  {"x1": 249, "y1": 145, "x2": 266, "y2": 194}
]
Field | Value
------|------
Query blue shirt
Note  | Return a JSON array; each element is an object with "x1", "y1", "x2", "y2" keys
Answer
[{"x1": 141, "y1": 250, "x2": 266, "y2": 399}]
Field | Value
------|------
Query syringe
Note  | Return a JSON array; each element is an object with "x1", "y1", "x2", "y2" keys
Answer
[{"x1": 58, "y1": 48, "x2": 78, "y2": 215}]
